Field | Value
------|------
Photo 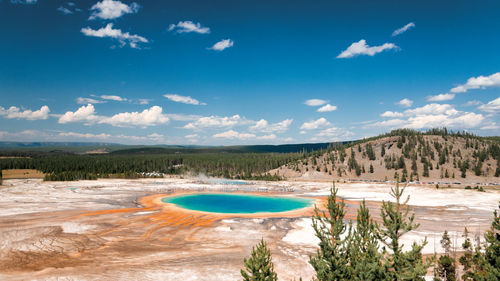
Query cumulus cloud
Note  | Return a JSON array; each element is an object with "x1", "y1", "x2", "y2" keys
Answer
[
  {"x1": 250, "y1": 119, "x2": 293, "y2": 133},
  {"x1": 478, "y1": 97, "x2": 500, "y2": 113},
  {"x1": 168, "y1": 21, "x2": 210, "y2": 34},
  {"x1": 337, "y1": 39, "x2": 398, "y2": 59},
  {"x1": 370, "y1": 103, "x2": 485, "y2": 130},
  {"x1": 300, "y1": 118, "x2": 331, "y2": 130},
  {"x1": 208, "y1": 39, "x2": 234, "y2": 51},
  {"x1": 89, "y1": 0, "x2": 140, "y2": 20},
  {"x1": 81, "y1": 23, "x2": 148, "y2": 49},
  {"x1": 58, "y1": 104, "x2": 99, "y2": 124},
  {"x1": 317, "y1": 104, "x2": 337, "y2": 112},
  {"x1": 396, "y1": 98, "x2": 413, "y2": 107},
  {"x1": 0, "y1": 105, "x2": 50, "y2": 120},
  {"x1": 213, "y1": 130, "x2": 256, "y2": 140},
  {"x1": 427, "y1": 93, "x2": 455, "y2": 102},
  {"x1": 450, "y1": 72, "x2": 500, "y2": 93},
  {"x1": 380, "y1": 111, "x2": 404, "y2": 118},
  {"x1": 163, "y1": 94, "x2": 205, "y2": 105},
  {"x1": 309, "y1": 127, "x2": 354, "y2": 142},
  {"x1": 99, "y1": 106, "x2": 169, "y2": 127},
  {"x1": 100, "y1": 95, "x2": 127, "y2": 102},
  {"x1": 184, "y1": 115, "x2": 248, "y2": 130},
  {"x1": 304, "y1": 99, "x2": 327, "y2": 106},
  {"x1": 392, "y1": 22, "x2": 415, "y2": 37}
]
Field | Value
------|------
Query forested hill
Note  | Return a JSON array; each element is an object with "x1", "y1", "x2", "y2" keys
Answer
[
  {"x1": 110, "y1": 142, "x2": 350, "y2": 155},
  {"x1": 0, "y1": 141, "x2": 347, "y2": 154},
  {"x1": 272, "y1": 129, "x2": 500, "y2": 185}
]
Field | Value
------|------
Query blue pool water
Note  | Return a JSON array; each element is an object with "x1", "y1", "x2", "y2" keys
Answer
[{"x1": 162, "y1": 193, "x2": 312, "y2": 214}]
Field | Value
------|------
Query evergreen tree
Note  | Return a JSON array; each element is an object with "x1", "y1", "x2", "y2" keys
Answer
[
  {"x1": 369, "y1": 164, "x2": 374, "y2": 173},
  {"x1": 435, "y1": 231, "x2": 456, "y2": 281},
  {"x1": 378, "y1": 182, "x2": 431, "y2": 280},
  {"x1": 241, "y1": 239, "x2": 278, "y2": 281},
  {"x1": 381, "y1": 145, "x2": 386, "y2": 157},
  {"x1": 349, "y1": 200, "x2": 386, "y2": 280},
  {"x1": 480, "y1": 202, "x2": 500, "y2": 280},
  {"x1": 309, "y1": 182, "x2": 351, "y2": 280}
]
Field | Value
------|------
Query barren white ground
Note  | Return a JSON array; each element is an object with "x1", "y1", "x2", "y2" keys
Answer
[{"x1": 0, "y1": 178, "x2": 498, "y2": 280}]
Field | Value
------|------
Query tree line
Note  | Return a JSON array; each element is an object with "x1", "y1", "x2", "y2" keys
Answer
[{"x1": 0, "y1": 152, "x2": 304, "y2": 181}]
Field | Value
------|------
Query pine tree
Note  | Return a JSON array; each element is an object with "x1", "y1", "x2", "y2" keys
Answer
[
  {"x1": 435, "y1": 231, "x2": 456, "y2": 281},
  {"x1": 309, "y1": 182, "x2": 350, "y2": 280},
  {"x1": 369, "y1": 164, "x2": 374, "y2": 173},
  {"x1": 349, "y1": 200, "x2": 386, "y2": 280},
  {"x1": 241, "y1": 239, "x2": 278, "y2": 281},
  {"x1": 481, "y1": 202, "x2": 500, "y2": 280},
  {"x1": 378, "y1": 182, "x2": 432, "y2": 280},
  {"x1": 381, "y1": 145, "x2": 386, "y2": 157}
]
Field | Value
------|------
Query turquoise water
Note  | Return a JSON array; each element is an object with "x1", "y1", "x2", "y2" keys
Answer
[{"x1": 162, "y1": 193, "x2": 312, "y2": 214}]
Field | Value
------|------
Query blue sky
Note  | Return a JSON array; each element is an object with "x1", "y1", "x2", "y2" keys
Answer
[{"x1": 0, "y1": 0, "x2": 499, "y2": 145}]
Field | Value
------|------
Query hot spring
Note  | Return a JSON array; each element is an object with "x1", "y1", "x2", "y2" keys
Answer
[{"x1": 162, "y1": 193, "x2": 313, "y2": 214}]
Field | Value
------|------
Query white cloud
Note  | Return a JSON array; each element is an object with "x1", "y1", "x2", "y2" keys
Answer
[
  {"x1": 163, "y1": 94, "x2": 205, "y2": 105},
  {"x1": 310, "y1": 127, "x2": 354, "y2": 142},
  {"x1": 99, "y1": 106, "x2": 169, "y2": 127},
  {"x1": 404, "y1": 103, "x2": 457, "y2": 116},
  {"x1": 100, "y1": 95, "x2": 127, "y2": 102},
  {"x1": 396, "y1": 98, "x2": 413, "y2": 107},
  {"x1": 478, "y1": 97, "x2": 500, "y2": 113},
  {"x1": 450, "y1": 73, "x2": 500, "y2": 93},
  {"x1": 317, "y1": 104, "x2": 337, "y2": 112},
  {"x1": 300, "y1": 118, "x2": 331, "y2": 130},
  {"x1": 337, "y1": 39, "x2": 398, "y2": 59},
  {"x1": 89, "y1": 0, "x2": 140, "y2": 20},
  {"x1": 257, "y1": 134, "x2": 277, "y2": 140},
  {"x1": 380, "y1": 111, "x2": 404, "y2": 118},
  {"x1": 138, "y1": 99, "x2": 150, "y2": 105},
  {"x1": 463, "y1": 100, "x2": 482, "y2": 107},
  {"x1": 185, "y1": 134, "x2": 199, "y2": 139},
  {"x1": 426, "y1": 93, "x2": 455, "y2": 102},
  {"x1": 213, "y1": 130, "x2": 255, "y2": 140},
  {"x1": 168, "y1": 21, "x2": 210, "y2": 34},
  {"x1": 184, "y1": 115, "x2": 248, "y2": 130},
  {"x1": 392, "y1": 22, "x2": 415, "y2": 37},
  {"x1": 0, "y1": 105, "x2": 50, "y2": 120},
  {"x1": 208, "y1": 39, "x2": 234, "y2": 51},
  {"x1": 304, "y1": 99, "x2": 327, "y2": 106},
  {"x1": 81, "y1": 23, "x2": 148, "y2": 49},
  {"x1": 10, "y1": 0, "x2": 37, "y2": 4},
  {"x1": 250, "y1": 119, "x2": 293, "y2": 133},
  {"x1": 58, "y1": 132, "x2": 111, "y2": 139},
  {"x1": 58, "y1": 6, "x2": 73, "y2": 15},
  {"x1": 76, "y1": 97, "x2": 105, "y2": 104},
  {"x1": 370, "y1": 103, "x2": 486, "y2": 130},
  {"x1": 58, "y1": 104, "x2": 99, "y2": 124},
  {"x1": 480, "y1": 123, "x2": 499, "y2": 130}
]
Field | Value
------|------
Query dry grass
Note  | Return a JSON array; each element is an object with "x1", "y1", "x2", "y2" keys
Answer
[{"x1": 2, "y1": 169, "x2": 45, "y2": 179}]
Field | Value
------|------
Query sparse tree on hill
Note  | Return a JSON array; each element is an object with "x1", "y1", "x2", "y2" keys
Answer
[{"x1": 241, "y1": 239, "x2": 278, "y2": 281}]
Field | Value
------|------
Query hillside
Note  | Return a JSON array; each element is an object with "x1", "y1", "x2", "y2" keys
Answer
[{"x1": 272, "y1": 129, "x2": 500, "y2": 186}]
